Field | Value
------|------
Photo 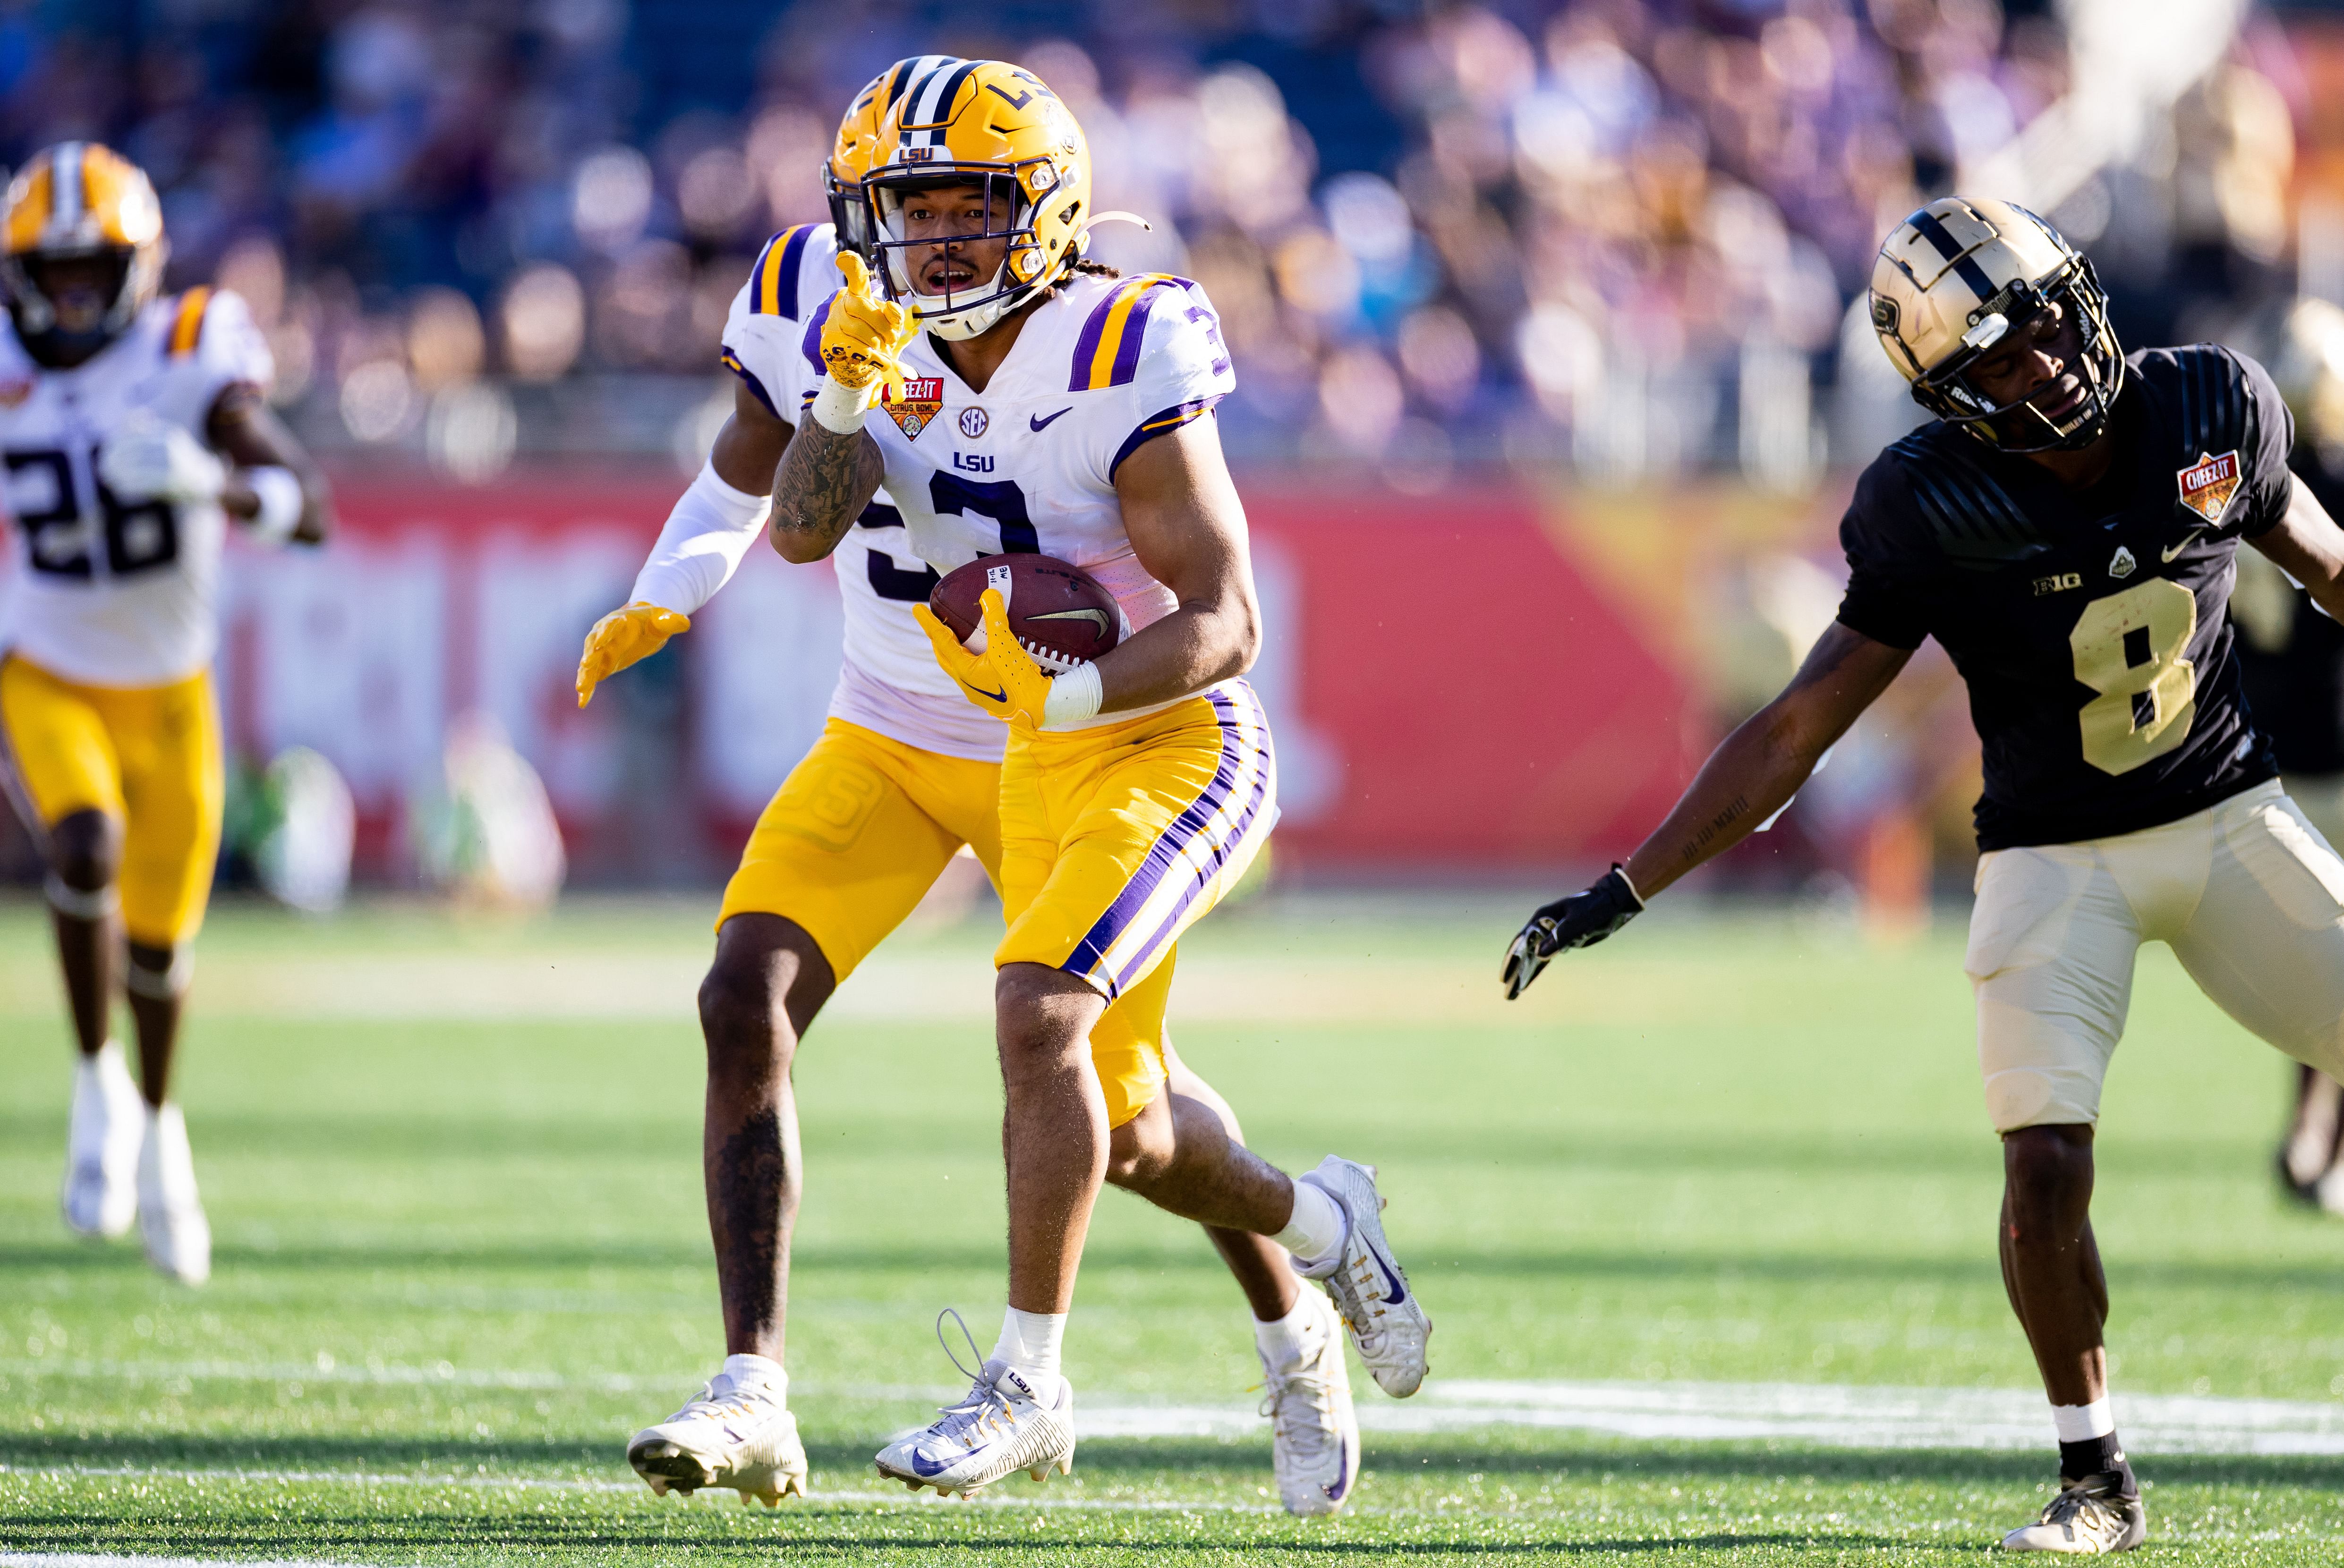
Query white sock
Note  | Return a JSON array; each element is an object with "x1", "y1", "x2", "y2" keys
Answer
[
  {"x1": 2052, "y1": 1398, "x2": 2115, "y2": 1442},
  {"x1": 721, "y1": 1353, "x2": 786, "y2": 1402},
  {"x1": 1253, "y1": 1292, "x2": 1326, "y2": 1373},
  {"x1": 991, "y1": 1306, "x2": 1067, "y2": 1383},
  {"x1": 1274, "y1": 1178, "x2": 1347, "y2": 1264}
]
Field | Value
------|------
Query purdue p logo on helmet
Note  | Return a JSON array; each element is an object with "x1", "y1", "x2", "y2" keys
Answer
[{"x1": 1870, "y1": 196, "x2": 2125, "y2": 453}]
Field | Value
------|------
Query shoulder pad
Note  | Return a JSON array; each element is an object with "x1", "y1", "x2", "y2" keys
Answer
[{"x1": 1067, "y1": 274, "x2": 1196, "y2": 393}]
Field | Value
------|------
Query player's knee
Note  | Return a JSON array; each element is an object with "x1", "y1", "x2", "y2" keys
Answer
[
  {"x1": 994, "y1": 964, "x2": 1097, "y2": 1066},
  {"x1": 49, "y1": 809, "x2": 122, "y2": 891},
  {"x1": 699, "y1": 918, "x2": 828, "y2": 1067},
  {"x1": 1104, "y1": 1098, "x2": 1174, "y2": 1189},
  {"x1": 2003, "y1": 1124, "x2": 2094, "y2": 1212}
]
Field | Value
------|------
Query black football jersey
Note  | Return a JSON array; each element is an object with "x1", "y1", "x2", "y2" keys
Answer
[
  {"x1": 1837, "y1": 344, "x2": 2290, "y2": 850},
  {"x1": 2233, "y1": 452, "x2": 2344, "y2": 777}
]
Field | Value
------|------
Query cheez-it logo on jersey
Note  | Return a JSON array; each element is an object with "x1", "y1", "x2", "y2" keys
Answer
[
  {"x1": 2176, "y1": 449, "x2": 2241, "y2": 525},
  {"x1": 883, "y1": 378, "x2": 946, "y2": 441}
]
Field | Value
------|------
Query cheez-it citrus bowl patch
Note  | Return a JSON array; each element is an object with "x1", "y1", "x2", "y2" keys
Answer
[
  {"x1": 883, "y1": 377, "x2": 945, "y2": 441},
  {"x1": 2176, "y1": 449, "x2": 2242, "y2": 525}
]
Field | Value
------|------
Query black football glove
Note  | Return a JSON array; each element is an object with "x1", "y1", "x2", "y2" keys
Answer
[{"x1": 1501, "y1": 865, "x2": 1645, "y2": 1000}]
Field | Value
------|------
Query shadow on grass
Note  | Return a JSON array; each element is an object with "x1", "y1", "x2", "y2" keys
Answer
[
  {"x1": 7, "y1": 1236, "x2": 2338, "y2": 1301},
  {"x1": 5, "y1": 1431, "x2": 2339, "y2": 1494},
  {"x1": 0, "y1": 1516, "x2": 1971, "y2": 1560}
]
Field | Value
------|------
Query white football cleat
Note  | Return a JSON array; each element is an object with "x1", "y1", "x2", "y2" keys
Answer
[
  {"x1": 2001, "y1": 1474, "x2": 2147, "y2": 1553},
  {"x1": 136, "y1": 1103, "x2": 211, "y2": 1285},
  {"x1": 1294, "y1": 1156, "x2": 1431, "y2": 1397},
  {"x1": 628, "y1": 1358, "x2": 809, "y2": 1504},
  {"x1": 63, "y1": 1042, "x2": 143, "y2": 1238},
  {"x1": 874, "y1": 1357, "x2": 1075, "y2": 1498},
  {"x1": 1260, "y1": 1287, "x2": 1358, "y2": 1517}
]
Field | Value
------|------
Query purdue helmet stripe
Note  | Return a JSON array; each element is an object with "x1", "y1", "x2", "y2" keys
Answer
[{"x1": 1904, "y1": 208, "x2": 2000, "y2": 302}]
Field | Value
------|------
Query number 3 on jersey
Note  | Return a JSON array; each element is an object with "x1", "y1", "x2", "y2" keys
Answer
[{"x1": 2070, "y1": 578, "x2": 2197, "y2": 775}]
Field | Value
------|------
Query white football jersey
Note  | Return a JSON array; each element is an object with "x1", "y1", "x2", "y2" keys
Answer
[
  {"x1": 0, "y1": 287, "x2": 272, "y2": 687},
  {"x1": 795, "y1": 269, "x2": 1238, "y2": 728},
  {"x1": 724, "y1": 224, "x2": 1004, "y2": 761}
]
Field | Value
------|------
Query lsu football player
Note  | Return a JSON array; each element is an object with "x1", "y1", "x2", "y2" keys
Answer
[
  {"x1": 576, "y1": 59, "x2": 1365, "y2": 1517},
  {"x1": 1506, "y1": 197, "x2": 2344, "y2": 1553},
  {"x1": 0, "y1": 144, "x2": 331, "y2": 1285},
  {"x1": 764, "y1": 59, "x2": 1432, "y2": 1498}
]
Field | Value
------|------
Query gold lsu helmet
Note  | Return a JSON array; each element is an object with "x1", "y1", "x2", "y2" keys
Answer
[
  {"x1": 861, "y1": 58, "x2": 1091, "y2": 340},
  {"x1": 2, "y1": 142, "x2": 167, "y2": 364},
  {"x1": 1869, "y1": 196, "x2": 2124, "y2": 453},
  {"x1": 827, "y1": 56, "x2": 968, "y2": 261}
]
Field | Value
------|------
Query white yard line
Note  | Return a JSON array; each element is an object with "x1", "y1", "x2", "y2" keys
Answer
[{"x1": 8, "y1": 1358, "x2": 2344, "y2": 1455}]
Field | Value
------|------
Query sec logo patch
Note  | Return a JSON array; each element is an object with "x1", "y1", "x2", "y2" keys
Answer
[{"x1": 958, "y1": 407, "x2": 989, "y2": 439}]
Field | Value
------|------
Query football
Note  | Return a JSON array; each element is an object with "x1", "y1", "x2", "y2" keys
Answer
[{"x1": 929, "y1": 554, "x2": 1122, "y2": 674}]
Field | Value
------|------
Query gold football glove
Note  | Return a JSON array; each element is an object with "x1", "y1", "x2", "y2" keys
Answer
[
  {"x1": 575, "y1": 602, "x2": 691, "y2": 708},
  {"x1": 820, "y1": 253, "x2": 916, "y2": 393},
  {"x1": 913, "y1": 590, "x2": 1057, "y2": 731}
]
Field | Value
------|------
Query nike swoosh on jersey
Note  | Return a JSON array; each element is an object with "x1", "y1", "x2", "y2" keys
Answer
[
  {"x1": 1030, "y1": 407, "x2": 1074, "y2": 431},
  {"x1": 2162, "y1": 529, "x2": 2205, "y2": 563}
]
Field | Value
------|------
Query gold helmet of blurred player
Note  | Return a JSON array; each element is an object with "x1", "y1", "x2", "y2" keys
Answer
[
  {"x1": 2, "y1": 142, "x2": 167, "y2": 367},
  {"x1": 1869, "y1": 195, "x2": 2124, "y2": 454},
  {"x1": 828, "y1": 55, "x2": 968, "y2": 262},
  {"x1": 861, "y1": 58, "x2": 1091, "y2": 340}
]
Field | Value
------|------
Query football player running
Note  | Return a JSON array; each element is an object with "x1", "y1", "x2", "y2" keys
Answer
[
  {"x1": 764, "y1": 59, "x2": 1430, "y2": 1501},
  {"x1": 580, "y1": 59, "x2": 1372, "y2": 1517},
  {"x1": 1504, "y1": 197, "x2": 2344, "y2": 1554},
  {"x1": 0, "y1": 144, "x2": 331, "y2": 1285}
]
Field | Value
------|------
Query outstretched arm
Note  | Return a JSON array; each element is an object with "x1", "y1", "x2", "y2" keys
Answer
[
  {"x1": 2248, "y1": 472, "x2": 2344, "y2": 623},
  {"x1": 1502, "y1": 622, "x2": 1910, "y2": 997},
  {"x1": 1622, "y1": 623, "x2": 1911, "y2": 897}
]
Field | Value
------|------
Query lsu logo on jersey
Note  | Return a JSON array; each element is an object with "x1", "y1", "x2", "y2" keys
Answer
[
  {"x1": 883, "y1": 376, "x2": 945, "y2": 441},
  {"x1": 2177, "y1": 449, "x2": 2241, "y2": 525}
]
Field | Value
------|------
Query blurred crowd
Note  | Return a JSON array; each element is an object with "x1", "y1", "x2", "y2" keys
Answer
[{"x1": 0, "y1": 0, "x2": 2321, "y2": 487}]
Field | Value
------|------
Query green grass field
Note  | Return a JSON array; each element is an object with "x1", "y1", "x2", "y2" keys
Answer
[{"x1": 3, "y1": 890, "x2": 2342, "y2": 1564}]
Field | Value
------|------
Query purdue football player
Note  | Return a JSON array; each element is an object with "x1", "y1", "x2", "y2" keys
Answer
[
  {"x1": 0, "y1": 144, "x2": 330, "y2": 1285},
  {"x1": 1504, "y1": 197, "x2": 2344, "y2": 1554}
]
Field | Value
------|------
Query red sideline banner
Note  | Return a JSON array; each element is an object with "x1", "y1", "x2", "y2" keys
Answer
[{"x1": 9, "y1": 465, "x2": 1705, "y2": 877}]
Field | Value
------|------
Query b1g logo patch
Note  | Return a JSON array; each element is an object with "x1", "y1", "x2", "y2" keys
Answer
[
  {"x1": 883, "y1": 377, "x2": 945, "y2": 441},
  {"x1": 2176, "y1": 449, "x2": 2242, "y2": 525}
]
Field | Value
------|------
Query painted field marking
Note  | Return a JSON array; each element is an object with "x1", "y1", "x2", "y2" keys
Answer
[{"x1": 7, "y1": 1358, "x2": 2344, "y2": 1455}]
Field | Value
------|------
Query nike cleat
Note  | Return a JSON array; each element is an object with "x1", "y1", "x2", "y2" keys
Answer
[
  {"x1": 2001, "y1": 1473, "x2": 2147, "y2": 1553},
  {"x1": 62, "y1": 1042, "x2": 143, "y2": 1239},
  {"x1": 629, "y1": 1361, "x2": 809, "y2": 1504},
  {"x1": 873, "y1": 1358, "x2": 1075, "y2": 1498},
  {"x1": 136, "y1": 1102, "x2": 210, "y2": 1285},
  {"x1": 1259, "y1": 1287, "x2": 1358, "y2": 1517},
  {"x1": 1294, "y1": 1156, "x2": 1431, "y2": 1397}
]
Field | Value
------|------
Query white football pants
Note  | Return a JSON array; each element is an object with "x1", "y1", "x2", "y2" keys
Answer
[{"x1": 1966, "y1": 779, "x2": 2344, "y2": 1131}]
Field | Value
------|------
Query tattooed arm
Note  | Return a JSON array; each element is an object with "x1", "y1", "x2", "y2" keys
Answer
[
  {"x1": 767, "y1": 421, "x2": 887, "y2": 563},
  {"x1": 1619, "y1": 622, "x2": 1910, "y2": 899}
]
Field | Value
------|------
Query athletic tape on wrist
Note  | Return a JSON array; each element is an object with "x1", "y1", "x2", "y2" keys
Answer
[
  {"x1": 124, "y1": 949, "x2": 194, "y2": 1000},
  {"x1": 243, "y1": 466, "x2": 304, "y2": 545},
  {"x1": 809, "y1": 375, "x2": 875, "y2": 434},
  {"x1": 1041, "y1": 661, "x2": 1103, "y2": 731},
  {"x1": 45, "y1": 874, "x2": 117, "y2": 921}
]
